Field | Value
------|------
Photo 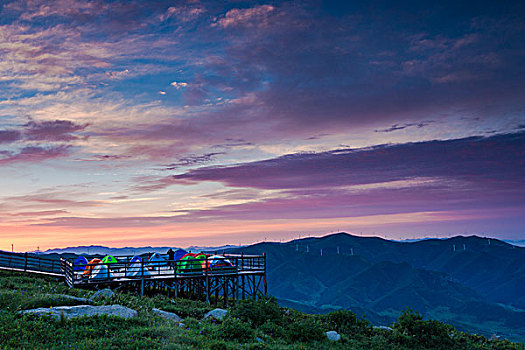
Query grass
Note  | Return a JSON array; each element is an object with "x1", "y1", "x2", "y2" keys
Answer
[{"x1": 0, "y1": 270, "x2": 523, "y2": 349}]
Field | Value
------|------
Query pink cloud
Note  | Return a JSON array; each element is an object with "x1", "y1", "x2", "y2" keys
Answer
[
  {"x1": 0, "y1": 145, "x2": 71, "y2": 165},
  {"x1": 212, "y1": 5, "x2": 275, "y2": 28}
]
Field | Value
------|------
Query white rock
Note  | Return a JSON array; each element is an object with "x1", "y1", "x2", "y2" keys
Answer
[
  {"x1": 89, "y1": 288, "x2": 115, "y2": 301},
  {"x1": 326, "y1": 331, "x2": 341, "y2": 341},
  {"x1": 203, "y1": 308, "x2": 228, "y2": 321},
  {"x1": 373, "y1": 325, "x2": 393, "y2": 331},
  {"x1": 152, "y1": 308, "x2": 183, "y2": 322},
  {"x1": 20, "y1": 304, "x2": 137, "y2": 319}
]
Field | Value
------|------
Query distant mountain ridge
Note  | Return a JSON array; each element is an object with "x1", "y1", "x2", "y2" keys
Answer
[
  {"x1": 37, "y1": 244, "x2": 243, "y2": 256},
  {"x1": 226, "y1": 233, "x2": 525, "y2": 342}
]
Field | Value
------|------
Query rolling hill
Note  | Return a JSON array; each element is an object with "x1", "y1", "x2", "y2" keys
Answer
[{"x1": 228, "y1": 233, "x2": 525, "y2": 342}]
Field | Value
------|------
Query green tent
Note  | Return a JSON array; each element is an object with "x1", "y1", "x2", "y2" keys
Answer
[
  {"x1": 177, "y1": 253, "x2": 203, "y2": 274},
  {"x1": 101, "y1": 255, "x2": 117, "y2": 264}
]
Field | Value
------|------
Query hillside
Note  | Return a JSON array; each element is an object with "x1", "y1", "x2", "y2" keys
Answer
[
  {"x1": 0, "y1": 270, "x2": 523, "y2": 349},
  {"x1": 228, "y1": 233, "x2": 525, "y2": 342}
]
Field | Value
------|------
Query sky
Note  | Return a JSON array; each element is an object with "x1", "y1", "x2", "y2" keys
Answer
[{"x1": 0, "y1": 0, "x2": 524, "y2": 251}]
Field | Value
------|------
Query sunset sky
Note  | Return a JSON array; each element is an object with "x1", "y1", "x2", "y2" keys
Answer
[{"x1": 0, "y1": 0, "x2": 524, "y2": 251}]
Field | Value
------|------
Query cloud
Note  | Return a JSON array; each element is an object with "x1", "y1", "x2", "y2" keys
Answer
[
  {"x1": 375, "y1": 121, "x2": 434, "y2": 133},
  {"x1": 170, "y1": 81, "x2": 188, "y2": 89},
  {"x1": 171, "y1": 132, "x2": 525, "y2": 191},
  {"x1": 164, "y1": 152, "x2": 225, "y2": 170},
  {"x1": 160, "y1": 6, "x2": 205, "y2": 22},
  {"x1": 0, "y1": 130, "x2": 21, "y2": 144},
  {"x1": 24, "y1": 119, "x2": 89, "y2": 141},
  {"x1": 0, "y1": 145, "x2": 71, "y2": 164},
  {"x1": 212, "y1": 5, "x2": 275, "y2": 28}
]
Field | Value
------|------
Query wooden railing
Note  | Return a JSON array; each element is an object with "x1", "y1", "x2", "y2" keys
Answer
[
  {"x1": 62, "y1": 253, "x2": 266, "y2": 285},
  {"x1": 0, "y1": 251, "x2": 63, "y2": 276}
]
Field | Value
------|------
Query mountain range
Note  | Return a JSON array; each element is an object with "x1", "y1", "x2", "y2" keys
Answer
[
  {"x1": 34, "y1": 233, "x2": 525, "y2": 342},
  {"x1": 37, "y1": 244, "x2": 242, "y2": 256},
  {"x1": 226, "y1": 233, "x2": 525, "y2": 342}
]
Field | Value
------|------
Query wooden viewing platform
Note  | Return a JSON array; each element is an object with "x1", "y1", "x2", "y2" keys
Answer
[{"x1": 0, "y1": 250, "x2": 267, "y2": 306}]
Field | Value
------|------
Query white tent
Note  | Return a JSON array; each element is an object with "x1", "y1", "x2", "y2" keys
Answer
[
  {"x1": 126, "y1": 261, "x2": 151, "y2": 277},
  {"x1": 90, "y1": 264, "x2": 113, "y2": 280}
]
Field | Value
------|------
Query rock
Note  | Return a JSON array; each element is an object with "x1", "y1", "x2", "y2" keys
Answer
[
  {"x1": 373, "y1": 325, "x2": 393, "y2": 331},
  {"x1": 256, "y1": 337, "x2": 264, "y2": 343},
  {"x1": 42, "y1": 294, "x2": 90, "y2": 304},
  {"x1": 326, "y1": 331, "x2": 341, "y2": 342},
  {"x1": 178, "y1": 322, "x2": 186, "y2": 328},
  {"x1": 89, "y1": 288, "x2": 114, "y2": 301},
  {"x1": 202, "y1": 308, "x2": 228, "y2": 321},
  {"x1": 152, "y1": 308, "x2": 183, "y2": 322},
  {"x1": 20, "y1": 304, "x2": 137, "y2": 320}
]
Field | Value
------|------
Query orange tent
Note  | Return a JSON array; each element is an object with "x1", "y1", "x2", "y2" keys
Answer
[{"x1": 82, "y1": 258, "x2": 102, "y2": 276}]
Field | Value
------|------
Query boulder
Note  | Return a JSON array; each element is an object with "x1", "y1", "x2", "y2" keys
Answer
[
  {"x1": 203, "y1": 308, "x2": 228, "y2": 321},
  {"x1": 89, "y1": 288, "x2": 114, "y2": 301},
  {"x1": 326, "y1": 331, "x2": 341, "y2": 342},
  {"x1": 152, "y1": 308, "x2": 183, "y2": 322},
  {"x1": 373, "y1": 325, "x2": 393, "y2": 331},
  {"x1": 20, "y1": 304, "x2": 137, "y2": 319}
]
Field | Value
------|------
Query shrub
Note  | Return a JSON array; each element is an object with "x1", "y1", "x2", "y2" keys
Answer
[
  {"x1": 321, "y1": 309, "x2": 371, "y2": 336},
  {"x1": 286, "y1": 317, "x2": 324, "y2": 343},
  {"x1": 258, "y1": 320, "x2": 286, "y2": 339},
  {"x1": 208, "y1": 340, "x2": 235, "y2": 350},
  {"x1": 218, "y1": 316, "x2": 254, "y2": 342},
  {"x1": 229, "y1": 296, "x2": 283, "y2": 328},
  {"x1": 392, "y1": 309, "x2": 455, "y2": 350}
]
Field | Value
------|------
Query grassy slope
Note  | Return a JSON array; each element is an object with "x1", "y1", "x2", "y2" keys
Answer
[{"x1": 0, "y1": 271, "x2": 523, "y2": 350}]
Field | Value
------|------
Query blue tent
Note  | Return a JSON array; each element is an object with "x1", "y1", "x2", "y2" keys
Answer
[
  {"x1": 130, "y1": 255, "x2": 142, "y2": 263},
  {"x1": 146, "y1": 252, "x2": 167, "y2": 270},
  {"x1": 73, "y1": 256, "x2": 88, "y2": 272},
  {"x1": 173, "y1": 249, "x2": 188, "y2": 261}
]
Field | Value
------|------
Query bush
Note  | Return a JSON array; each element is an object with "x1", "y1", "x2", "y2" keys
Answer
[
  {"x1": 258, "y1": 320, "x2": 286, "y2": 339},
  {"x1": 286, "y1": 317, "x2": 325, "y2": 343},
  {"x1": 321, "y1": 309, "x2": 371, "y2": 336},
  {"x1": 218, "y1": 316, "x2": 254, "y2": 342},
  {"x1": 229, "y1": 296, "x2": 283, "y2": 328},
  {"x1": 208, "y1": 340, "x2": 235, "y2": 350},
  {"x1": 392, "y1": 309, "x2": 455, "y2": 350}
]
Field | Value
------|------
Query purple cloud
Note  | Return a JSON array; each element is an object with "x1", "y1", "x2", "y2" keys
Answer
[
  {"x1": 24, "y1": 119, "x2": 88, "y2": 142},
  {"x1": 172, "y1": 132, "x2": 525, "y2": 191},
  {"x1": 163, "y1": 152, "x2": 225, "y2": 170},
  {"x1": 0, "y1": 130, "x2": 21, "y2": 144},
  {"x1": 0, "y1": 145, "x2": 71, "y2": 164}
]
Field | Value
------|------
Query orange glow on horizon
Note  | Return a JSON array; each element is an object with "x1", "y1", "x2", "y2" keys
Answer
[{"x1": 0, "y1": 210, "x2": 482, "y2": 252}]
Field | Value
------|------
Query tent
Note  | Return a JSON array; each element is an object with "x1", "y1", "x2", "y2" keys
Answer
[
  {"x1": 146, "y1": 252, "x2": 167, "y2": 270},
  {"x1": 73, "y1": 256, "x2": 88, "y2": 272},
  {"x1": 173, "y1": 249, "x2": 188, "y2": 262},
  {"x1": 101, "y1": 255, "x2": 117, "y2": 264},
  {"x1": 126, "y1": 261, "x2": 151, "y2": 278},
  {"x1": 90, "y1": 263, "x2": 113, "y2": 280},
  {"x1": 130, "y1": 255, "x2": 142, "y2": 263},
  {"x1": 203, "y1": 255, "x2": 234, "y2": 270},
  {"x1": 177, "y1": 253, "x2": 203, "y2": 274},
  {"x1": 82, "y1": 258, "x2": 102, "y2": 277}
]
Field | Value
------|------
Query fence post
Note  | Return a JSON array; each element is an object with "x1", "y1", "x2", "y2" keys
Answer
[
  {"x1": 140, "y1": 260, "x2": 144, "y2": 296},
  {"x1": 205, "y1": 255, "x2": 210, "y2": 304},
  {"x1": 24, "y1": 252, "x2": 28, "y2": 271},
  {"x1": 263, "y1": 253, "x2": 267, "y2": 296}
]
